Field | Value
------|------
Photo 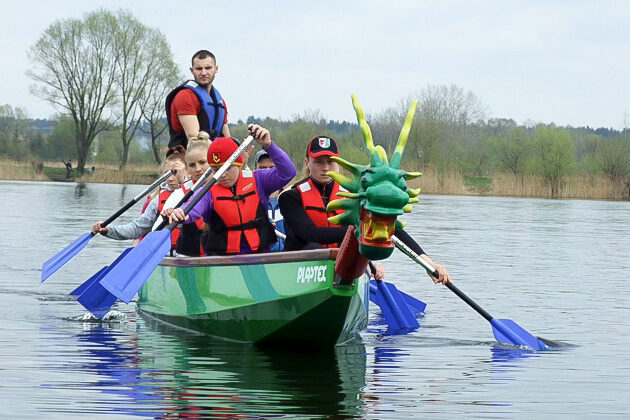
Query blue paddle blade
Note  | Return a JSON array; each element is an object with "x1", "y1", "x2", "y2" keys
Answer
[
  {"x1": 397, "y1": 288, "x2": 427, "y2": 314},
  {"x1": 73, "y1": 248, "x2": 135, "y2": 317},
  {"x1": 491, "y1": 318, "x2": 549, "y2": 350},
  {"x1": 370, "y1": 280, "x2": 420, "y2": 334},
  {"x1": 100, "y1": 230, "x2": 171, "y2": 303},
  {"x1": 69, "y1": 266, "x2": 108, "y2": 296},
  {"x1": 41, "y1": 232, "x2": 95, "y2": 282},
  {"x1": 69, "y1": 248, "x2": 133, "y2": 296},
  {"x1": 77, "y1": 279, "x2": 118, "y2": 319},
  {"x1": 369, "y1": 280, "x2": 426, "y2": 314}
]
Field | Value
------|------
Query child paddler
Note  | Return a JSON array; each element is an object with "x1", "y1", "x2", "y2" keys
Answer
[
  {"x1": 91, "y1": 153, "x2": 186, "y2": 247},
  {"x1": 167, "y1": 124, "x2": 296, "y2": 255}
]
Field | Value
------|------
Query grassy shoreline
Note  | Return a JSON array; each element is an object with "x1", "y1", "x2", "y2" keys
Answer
[
  {"x1": 2, "y1": 159, "x2": 628, "y2": 201},
  {"x1": 0, "y1": 159, "x2": 160, "y2": 185},
  {"x1": 407, "y1": 168, "x2": 630, "y2": 201}
]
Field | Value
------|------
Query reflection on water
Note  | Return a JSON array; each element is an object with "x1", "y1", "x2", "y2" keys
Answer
[
  {"x1": 40, "y1": 317, "x2": 367, "y2": 417},
  {"x1": 74, "y1": 183, "x2": 88, "y2": 199}
]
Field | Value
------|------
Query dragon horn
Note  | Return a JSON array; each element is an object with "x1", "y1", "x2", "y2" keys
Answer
[
  {"x1": 351, "y1": 94, "x2": 382, "y2": 167},
  {"x1": 375, "y1": 145, "x2": 389, "y2": 165},
  {"x1": 390, "y1": 98, "x2": 418, "y2": 169},
  {"x1": 327, "y1": 198, "x2": 356, "y2": 212},
  {"x1": 331, "y1": 156, "x2": 362, "y2": 176},
  {"x1": 327, "y1": 214, "x2": 346, "y2": 226},
  {"x1": 404, "y1": 171, "x2": 422, "y2": 181},
  {"x1": 328, "y1": 171, "x2": 356, "y2": 191},
  {"x1": 406, "y1": 187, "x2": 422, "y2": 198}
]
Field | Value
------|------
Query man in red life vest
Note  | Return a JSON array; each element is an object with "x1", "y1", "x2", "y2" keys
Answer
[{"x1": 166, "y1": 50, "x2": 230, "y2": 149}]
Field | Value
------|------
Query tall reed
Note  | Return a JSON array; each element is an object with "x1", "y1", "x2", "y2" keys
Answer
[{"x1": 2, "y1": 159, "x2": 628, "y2": 200}]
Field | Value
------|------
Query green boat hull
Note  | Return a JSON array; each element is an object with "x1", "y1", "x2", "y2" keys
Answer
[{"x1": 137, "y1": 249, "x2": 369, "y2": 346}]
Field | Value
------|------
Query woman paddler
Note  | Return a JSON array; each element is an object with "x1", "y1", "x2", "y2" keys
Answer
[
  {"x1": 278, "y1": 135, "x2": 451, "y2": 284},
  {"x1": 167, "y1": 124, "x2": 297, "y2": 255}
]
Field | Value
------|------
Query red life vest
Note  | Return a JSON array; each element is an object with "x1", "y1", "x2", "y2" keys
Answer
[
  {"x1": 297, "y1": 178, "x2": 346, "y2": 249},
  {"x1": 204, "y1": 171, "x2": 276, "y2": 254},
  {"x1": 156, "y1": 188, "x2": 181, "y2": 249}
]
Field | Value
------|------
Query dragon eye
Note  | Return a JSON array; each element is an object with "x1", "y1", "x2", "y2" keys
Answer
[{"x1": 361, "y1": 177, "x2": 367, "y2": 184}]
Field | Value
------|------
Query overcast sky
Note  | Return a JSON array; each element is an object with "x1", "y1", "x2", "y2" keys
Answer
[{"x1": 1, "y1": 0, "x2": 629, "y2": 129}]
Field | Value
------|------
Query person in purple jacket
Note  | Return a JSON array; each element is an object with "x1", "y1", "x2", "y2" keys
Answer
[{"x1": 167, "y1": 124, "x2": 296, "y2": 255}]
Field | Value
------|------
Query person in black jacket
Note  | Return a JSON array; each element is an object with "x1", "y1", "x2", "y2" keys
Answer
[{"x1": 279, "y1": 135, "x2": 451, "y2": 284}]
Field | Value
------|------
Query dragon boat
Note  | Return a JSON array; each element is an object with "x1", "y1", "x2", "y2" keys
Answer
[
  {"x1": 137, "y1": 246, "x2": 371, "y2": 346},
  {"x1": 134, "y1": 94, "x2": 422, "y2": 346}
]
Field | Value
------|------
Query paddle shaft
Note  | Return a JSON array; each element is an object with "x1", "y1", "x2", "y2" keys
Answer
[
  {"x1": 165, "y1": 135, "x2": 255, "y2": 232},
  {"x1": 101, "y1": 170, "x2": 174, "y2": 227},
  {"x1": 391, "y1": 235, "x2": 493, "y2": 322},
  {"x1": 154, "y1": 166, "x2": 215, "y2": 231}
]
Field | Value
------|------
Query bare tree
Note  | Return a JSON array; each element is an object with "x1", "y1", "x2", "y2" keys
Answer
[
  {"x1": 138, "y1": 46, "x2": 181, "y2": 165},
  {"x1": 27, "y1": 10, "x2": 118, "y2": 175},
  {"x1": 368, "y1": 105, "x2": 407, "y2": 154},
  {"x1": 418, "y1": 84, "x2": 486, "y2": 126},
  {"x1": 111, "y1": 11, "x2": 179, "y2": 169},
  {"x1": 406, "y1": 85, "x2": 486, "y2": 169}
]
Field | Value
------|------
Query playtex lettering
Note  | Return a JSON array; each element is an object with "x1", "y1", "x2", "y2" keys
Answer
[{"x1": 297, "y1": 265, "x2": 327, "y2": 283}]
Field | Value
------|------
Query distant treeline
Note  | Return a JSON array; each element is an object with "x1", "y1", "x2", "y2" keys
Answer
[{"x1": 2, "y1": 85, "x2": 630, "y2": 200}]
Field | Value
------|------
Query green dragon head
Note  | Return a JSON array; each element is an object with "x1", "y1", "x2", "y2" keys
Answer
[{"x1": 326, "y1": 94, "x2": 422, "y2": 260}]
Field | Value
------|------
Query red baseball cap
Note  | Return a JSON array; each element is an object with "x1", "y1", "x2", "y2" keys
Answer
[
  {"x1": 306, "y1": 136, "x2": 339, "y2": 158},
  {"x1": 207, "y1": 137, "x2": 243, "y2": 167}
]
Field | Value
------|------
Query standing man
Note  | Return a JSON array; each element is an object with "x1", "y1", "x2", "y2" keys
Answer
[{"x1": 166, "y1": 50, "x2": 230, "y2": 150}]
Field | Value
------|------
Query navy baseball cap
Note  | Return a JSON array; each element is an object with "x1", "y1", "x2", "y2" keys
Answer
[{"x1": 306, "y1": 136, "x2": 339, "y2": 158}]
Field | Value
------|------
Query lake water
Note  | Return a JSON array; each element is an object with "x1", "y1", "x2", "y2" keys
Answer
[{"x1": 2, "y1": 180, "x2": 629, "y2": 418}]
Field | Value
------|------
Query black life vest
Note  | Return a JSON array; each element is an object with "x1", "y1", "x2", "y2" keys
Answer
[
  {"x1": 165, "y1": 80, "x2": 226, "y2": 149},
  {"x1": 201, "y1": 171, "x2": 276, "y2": 255}
]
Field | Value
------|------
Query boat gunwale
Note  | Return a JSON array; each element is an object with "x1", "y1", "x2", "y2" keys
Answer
[{"x1": 161, "y1": 248, "x2": 339, "y2": 267}]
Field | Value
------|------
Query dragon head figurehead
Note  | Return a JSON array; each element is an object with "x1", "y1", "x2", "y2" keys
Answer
[{"x1": 326, "y1": 95, "x2": 422, "y2": 260}]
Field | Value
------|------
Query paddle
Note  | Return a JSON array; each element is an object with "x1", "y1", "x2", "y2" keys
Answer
[
  {"x1": 99, "y1": 135, "x2": 255, "y2": 304},
  {"x1": 367, "y1": 261, "x2": 426, "y2": 314},
  {"x1": 73, "y1": 165, "x2": 218, "y2": 317},
  {"x1": 391, "y1": 235, "x2": 550, "y2": 350},
  {"x1": 41, "y1": 169, "x2": 175, "y2": 282},
  {"x1": 366, "y1": 261, "x2": 425, "y2": 333}
]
